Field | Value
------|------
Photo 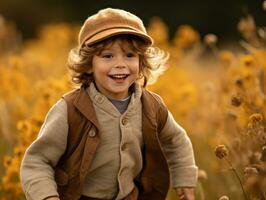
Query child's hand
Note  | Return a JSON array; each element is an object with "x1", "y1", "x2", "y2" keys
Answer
[{"x1": 175, "y1": 187, "x2": 195, "y2": 200}]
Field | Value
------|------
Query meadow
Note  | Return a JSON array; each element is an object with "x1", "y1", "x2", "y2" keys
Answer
[{"x1": 0, "y1": 11, "x2": 265, "y2": 200}]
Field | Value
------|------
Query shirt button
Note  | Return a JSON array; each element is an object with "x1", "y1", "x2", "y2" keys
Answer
[
  {"x1": 89, "y1": 130, "x2": 96, "y2": 137},
  {"x1": 122, "y1": 118, "x2": 128, "y2": 125}
]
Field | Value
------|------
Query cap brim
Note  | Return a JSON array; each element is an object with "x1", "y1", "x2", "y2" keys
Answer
[{"x1": 83, "y1": 28, "x2": 153, "y2": 47}]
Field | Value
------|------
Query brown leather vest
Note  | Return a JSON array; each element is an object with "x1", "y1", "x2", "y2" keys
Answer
[{"x1": 54, "y1": 86, "x2": 169, "y2": 200}]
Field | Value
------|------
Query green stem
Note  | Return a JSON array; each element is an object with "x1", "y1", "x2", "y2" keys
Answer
[
  {"x1": 225, "y1": 158, "x2": 249, "y2": 200},
  {"x1": 198, "y1": 181, "x2": 205, "y2": 200}
]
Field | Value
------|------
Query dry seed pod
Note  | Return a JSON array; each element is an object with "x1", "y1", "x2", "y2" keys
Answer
[
  {"x1": 231, "y1": 94, "x2": 243, "y2": 107},
  {"x1": 197, "y1": 169, "x2": 208, "y2": 181},
  {"x1": 215, "y1": 145, "x2": 229, "y2": 159}
]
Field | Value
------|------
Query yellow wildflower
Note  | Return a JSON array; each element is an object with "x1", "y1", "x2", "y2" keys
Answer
[
  {"x1": 240, "y1": 55, "x2": 255, "y2": 67},
  {"x1": 173, "y1": 25, "x2": 200, "y2": 49},
  {"x1": 3, "y1": 156, "x2": 12, "y2": 168},
  {"x1": 219, "y1": 50, "x2": 234, "y2": 66}
]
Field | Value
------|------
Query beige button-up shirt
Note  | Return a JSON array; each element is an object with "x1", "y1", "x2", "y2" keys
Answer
[{"x1": 20, "y1": 82, "x2": 198, "y2": 200}]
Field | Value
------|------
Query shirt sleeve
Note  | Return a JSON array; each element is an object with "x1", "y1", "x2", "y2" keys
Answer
[
  {"x1": 20, "y1": 98, "x2": 68, "y2": 200},
  {"x1": 158, "y1": 111, "x2": 198, "y2": 188}
]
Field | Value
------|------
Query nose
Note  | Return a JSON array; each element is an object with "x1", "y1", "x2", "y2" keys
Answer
[
  {"x1": 114, "y1": 56, "x2": 126, "y2": 68},
  {"x1": 115, "y1": 65, "x2": 126, "y2": 69}
]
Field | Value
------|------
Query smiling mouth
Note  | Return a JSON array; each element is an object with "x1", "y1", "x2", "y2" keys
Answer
[{"x1": 108, "y1": 74, "x2": 130, "y2": 80}]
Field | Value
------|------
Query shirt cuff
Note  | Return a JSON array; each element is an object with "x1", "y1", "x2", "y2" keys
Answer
[
  {"x1": 170, "y1": 166, "x2": 198, "y2": 188},
  {"x1": 26, "y1": 179, "x2": 59, "y2": 200}
]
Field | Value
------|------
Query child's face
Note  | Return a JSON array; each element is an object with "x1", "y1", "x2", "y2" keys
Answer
[{"x1": 91, "y1": 39, "x2": 140, "y2": 100}]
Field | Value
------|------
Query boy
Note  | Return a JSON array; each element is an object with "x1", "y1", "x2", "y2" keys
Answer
[{"x1": 20, "y1": 8, "x2": 198, "y2": 200}]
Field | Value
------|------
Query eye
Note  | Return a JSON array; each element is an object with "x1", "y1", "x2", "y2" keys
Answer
[
  {"x1": 126, "y1": 52, "x2": 137, "y2": 58},
  {"x1": 101, "y1": 53, "x2": 113, "y2": 58}
]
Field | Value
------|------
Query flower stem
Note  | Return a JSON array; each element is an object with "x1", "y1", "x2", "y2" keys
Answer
[{"x1": 225, "y1": 158, "x2": 249, "y2": 200}]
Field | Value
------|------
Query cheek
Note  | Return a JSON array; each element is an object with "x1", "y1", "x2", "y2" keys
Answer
[
  {"x1": 92, "y1": 63, "x2": 109, "y2": 77},
  {"x1": 93, "y1": 68, "x2": 109, "y2": 81},
  {"x1": 137, "y1": 63, "x2": 142, "y2": 75},
  {"x1": 136, "y1": 66, "x2": 140, "y2": 75},
  {"x1": 133, "y1": 59, "x2": 140, "y2": 74},
  {"x1": 93, "y1": 69, "x2": 108, "y2": 80},
  {"x1": 132, "y1": 64, "x2": 140, "y2": 76}
]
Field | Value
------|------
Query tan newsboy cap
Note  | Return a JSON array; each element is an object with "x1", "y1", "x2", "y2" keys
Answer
[{"x1": 78, "y1": 8, "x2": 153, "y2": 49}]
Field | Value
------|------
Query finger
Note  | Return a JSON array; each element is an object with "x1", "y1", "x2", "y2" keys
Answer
[{"x1": 178, "y1": 194, "x2": 186, "y2": 200}]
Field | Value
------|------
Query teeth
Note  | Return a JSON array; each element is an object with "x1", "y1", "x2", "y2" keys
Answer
[{"x1": 109, "y1": 74, "x2": 128, "y2": 79}]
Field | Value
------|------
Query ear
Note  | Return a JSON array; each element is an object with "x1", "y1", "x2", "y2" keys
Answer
[
  {"x1": 138, "y1": 63, "x2": 144, "y2": 78},
  {"x1": 87, "y1": 66, "x2": 93, "y2": 74}
]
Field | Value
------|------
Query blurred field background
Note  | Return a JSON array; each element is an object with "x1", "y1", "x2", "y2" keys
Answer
[{"x1": 0, "y1": 1, "x2": 266, "y2": 200}]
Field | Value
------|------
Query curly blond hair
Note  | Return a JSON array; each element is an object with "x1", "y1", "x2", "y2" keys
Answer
[{"x1": 67, "y1": 35, "x2": 168, "y2": 87}]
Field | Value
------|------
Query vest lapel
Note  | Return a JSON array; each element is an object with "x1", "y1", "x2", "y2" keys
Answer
[
  {"x1": 73, "y1": 87, "x2": 100, "y2": 129},
  {"x1": 141, "y1": 89, "x2": 159, "y2": 148},
  {"x1": 139, "y1": 89, "x2": 170, "y2": 200}
]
